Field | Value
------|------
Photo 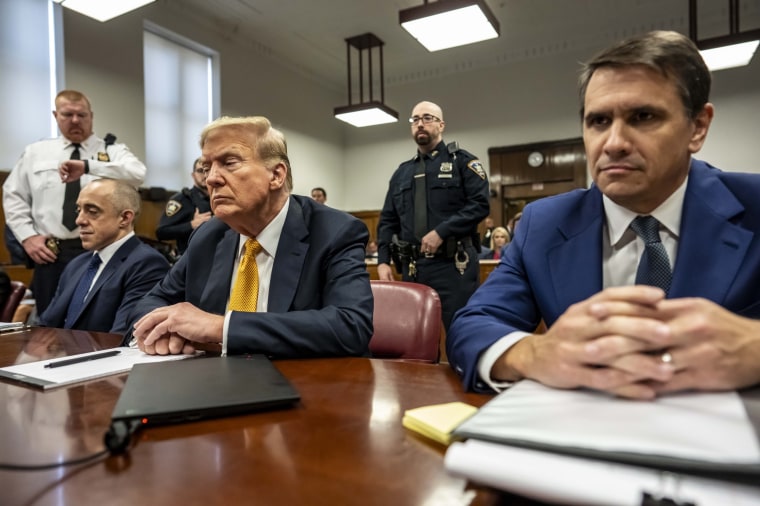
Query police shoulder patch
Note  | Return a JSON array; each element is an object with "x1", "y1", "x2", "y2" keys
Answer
[
  {"x1": 467, "y1": 160, "x2": 486, "y2": 180},
  {"x1": 165, "y1": 200, "x2": 182, "y2": 217}
]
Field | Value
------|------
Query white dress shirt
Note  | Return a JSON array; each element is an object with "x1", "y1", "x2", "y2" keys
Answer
[
  {"x1": 221, "y1": 198, "x2": 290, "y2": 355},
  {"x1": 85, "y1": 232, "x2": 136, "y2": 294},
  {"x1": 2, "y1": 134, "x2": 146, "y2": 242}
]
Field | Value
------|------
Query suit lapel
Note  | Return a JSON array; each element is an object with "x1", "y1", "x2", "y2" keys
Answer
[
  {"x1": 269, "y1": 197, "x2": 309, "y2": 312},
  {"x1": 202, "y1": 228, "x2": 238, "y2": 314},
  {"x1": 670, "y1": 162, "x2": 752, "y2": 302},
  {"x1": 75, "y1": 236, "x2": 140, "y2": 319},
  {"x1": 546, "y1": 188, "x2": 605, "y2": 309}
]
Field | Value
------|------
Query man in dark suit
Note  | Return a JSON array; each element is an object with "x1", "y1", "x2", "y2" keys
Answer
[
  {"x1": 38, "y1": 179, "x2": 170, "y2": 335},
  {"x1": 448, "y1": 31, "x2": 760, "y2": 399},
  {"x1": 129, "y1": 116, "x2": 373, "y2": 357}
]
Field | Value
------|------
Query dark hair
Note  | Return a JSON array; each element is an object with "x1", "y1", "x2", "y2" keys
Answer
[
  {"x1": 579, "y1": 31, "x2": 711, "y2": 120},
  {"x1": 311, "y1": 187, "x2": 326, "y2": 198}
]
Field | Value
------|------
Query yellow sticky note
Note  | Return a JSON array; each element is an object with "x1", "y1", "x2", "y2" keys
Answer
[{"x1": 402, "y1": 402, "x2": 478, "y2": 445}]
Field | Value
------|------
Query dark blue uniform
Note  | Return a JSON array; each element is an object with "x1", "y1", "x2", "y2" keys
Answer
[
  {"x1": 156, "y1": 186, "x2": 211, "y2": 254},
  {"x1": 378, "y1": 140, "x2": 489, "y2": 332}
]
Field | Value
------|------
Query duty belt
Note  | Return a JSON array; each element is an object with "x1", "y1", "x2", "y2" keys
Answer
[
  {"x1": 390, "y1": 235, "x2": 473, "y2": 278},
  {"x1": 45, "y1": 237, "x2": 83, "y2": 255}
]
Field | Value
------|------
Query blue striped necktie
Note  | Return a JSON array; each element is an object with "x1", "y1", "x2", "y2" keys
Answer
[{"x1": 630, "y1": 216, "x2": 672, "y2": 293}]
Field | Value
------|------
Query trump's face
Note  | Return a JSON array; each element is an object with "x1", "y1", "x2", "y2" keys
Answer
[{"x1": 202, "y1": 126, "x2": 286, "y2": 234}]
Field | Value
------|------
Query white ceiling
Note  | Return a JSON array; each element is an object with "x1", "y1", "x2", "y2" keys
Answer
[{"x1": 172, "y1": 0, "x2": 760, "y2": 92}]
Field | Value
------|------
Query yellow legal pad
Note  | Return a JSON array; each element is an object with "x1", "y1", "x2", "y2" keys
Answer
[{"x1": 402, "y1": 402, "x2": 479, "y2": 445}]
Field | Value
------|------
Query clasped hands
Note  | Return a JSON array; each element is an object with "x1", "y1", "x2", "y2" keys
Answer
[
  {"x1": 494, "y1": 286, "x2": 760, "y2": 399},
  {"x1": 133, "y1": 302, "x2": 225, "y2": 355}
]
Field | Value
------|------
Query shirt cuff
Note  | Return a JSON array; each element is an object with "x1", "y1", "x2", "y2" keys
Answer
[
  {"x1": 222, "y1": 310, "x2": 231, "y2": 356},
  {"x1": 476, "y1": 331, "x2": 531, "y2": 392}
]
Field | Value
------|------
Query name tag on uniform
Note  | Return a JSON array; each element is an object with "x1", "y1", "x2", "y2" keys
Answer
[{"x1": 438, "y1": 173, "x2": 453, "y2": 179}]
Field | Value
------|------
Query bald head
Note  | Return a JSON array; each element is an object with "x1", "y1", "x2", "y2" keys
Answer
[
  {"x1": 410, "y1": 101, "x2": 445, "y2": 153},
  {"x1": 412, "y1": 101, "x2": 443, "y2": 121}
]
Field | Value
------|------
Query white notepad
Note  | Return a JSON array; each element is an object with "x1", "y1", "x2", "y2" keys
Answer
[{"x1": 0, "y1": 347, "x2": 195, "y2": 390}]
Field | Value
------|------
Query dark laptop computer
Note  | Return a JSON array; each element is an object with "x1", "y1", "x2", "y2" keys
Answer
[{"x1": 110, "y1": 354, "x2": 300, "y2": 427}]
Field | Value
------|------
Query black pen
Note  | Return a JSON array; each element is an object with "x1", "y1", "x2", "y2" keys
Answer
[{"x1": 44, "y1": 349, "x2": 121, "y2": 369}]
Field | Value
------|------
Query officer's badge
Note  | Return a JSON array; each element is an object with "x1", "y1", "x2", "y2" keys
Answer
[
  {"x1": 467, "y1": 160, "x2": 487, "y2": 180},
  {"x1": 165, "y1": 200, "x2": 182, "y2": 217},
  {"x1": 439, "y1": 162, "x2": 453, "y2": 172},
  {"x1": 97, "y1": 152, "x2": 110, "y2": 162}
]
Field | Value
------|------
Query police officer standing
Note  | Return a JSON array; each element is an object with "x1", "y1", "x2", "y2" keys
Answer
[
  {"x1": 156, "y1": 157, "x2": 212, "y2": 254},
  {"x1": 377, "y1": 101, "x2": 489, "y2": 332}
]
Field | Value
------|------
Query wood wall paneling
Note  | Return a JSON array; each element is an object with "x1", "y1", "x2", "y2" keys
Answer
[{"x1": 487, "y1": 138, "x2": 587, "y2": 227}]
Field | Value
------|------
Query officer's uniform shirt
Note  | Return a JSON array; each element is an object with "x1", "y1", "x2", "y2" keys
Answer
[
  {"x1": 156, "y1": 185, "x2": 211, "y2": 254},
  {"x1": 2, "y1": 134, "x2": 147, "y2": 243},
  {"x1": 377, "y1": 140, "x2": 489, "y2": 265}
]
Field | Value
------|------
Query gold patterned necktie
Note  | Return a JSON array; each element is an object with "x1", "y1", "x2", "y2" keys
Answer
[{"x1": 229, "y1": 239, "x2": 262, "y2": 312}]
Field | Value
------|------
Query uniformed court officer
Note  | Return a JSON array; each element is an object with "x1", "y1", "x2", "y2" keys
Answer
[
  {"x1": 377, "y1": 101, "x2": 490, "y2": 333},
  {"x1": 2, "y1": 89, "x2": 147, "y2": 314},
  {"x1": 156, "y1": 157, "x2": 212, "y2": 254}
]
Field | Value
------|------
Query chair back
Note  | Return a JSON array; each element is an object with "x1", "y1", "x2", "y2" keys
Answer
[
  {"x1": 369, "y1": 280, "x2": 441, "y2": 363},
  {"x1": 1, "y1": 281, "x2": 26, "y2": 322}
]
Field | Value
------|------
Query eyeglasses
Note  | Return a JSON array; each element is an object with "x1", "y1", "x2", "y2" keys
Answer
[{"x1": 408, "y1": 114, "x2": 440, "y2": 125}]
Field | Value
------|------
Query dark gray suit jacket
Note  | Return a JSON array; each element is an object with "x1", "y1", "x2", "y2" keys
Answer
[{"x1": 128, "y1": 195, "x2": 373, "y2": 357}]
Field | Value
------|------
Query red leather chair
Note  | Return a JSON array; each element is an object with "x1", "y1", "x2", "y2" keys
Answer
[
  {"x1": 1, "y1": 281, "x2": 27, "y2": 322},
  {"x1": 369, "y1": 280, "x2": 442, "y2": 363}
]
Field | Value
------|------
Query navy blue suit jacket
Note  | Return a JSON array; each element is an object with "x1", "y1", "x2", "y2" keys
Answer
[
  {"x1": 448, "y1": 160, "x2": 760, "y2": 391},
  {"x1": 39, "y1": 235, "x2": 170, "y2": 335},
  {"x1": 128, "y1": 195, "x2": 374, "y2": 357}
]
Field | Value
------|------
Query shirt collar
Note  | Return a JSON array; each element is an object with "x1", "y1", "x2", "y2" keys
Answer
[
  {"x1": 603, "y1": 176, "x2": 687, "y2": 247},
  {"x1": 414, "y1": 141, "x2": 445, "y2": 162},
  {"x1": 64, "y1": 134, "x2": 97, "y2": 152},
  {"x1": 94, "y1": 231, "x2": 135, "y2": 266},
  {"x1": 237, "y1": 197, "x2": 290, "y2": 258}
]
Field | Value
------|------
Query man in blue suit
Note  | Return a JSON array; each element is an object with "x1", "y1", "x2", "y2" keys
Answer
[
  {"x1": 39, "y1": 179, "x2": 170, "y2": 334},
  {"x1": 129, "y1": 116, "x2": 373, "y2": 357},
  {"x1": 448, "y1": 31, "x2": 760, "y2": 399}
]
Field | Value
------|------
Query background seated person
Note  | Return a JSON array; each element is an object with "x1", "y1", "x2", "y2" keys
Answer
[
  {"x1": 128, "y1": 116, "x2": 373, "y2": 357},
  {"x1": 365, "y1": 240, "x2": 379, "y2": 262},
  {"x1": 38, "y1": 179, "x2": 170, "y2": 334},
  {"x1": 479, "y1": 226, "x2": 510, "y2": 260},
  {"x1": 447, "y1": 31, "x2": 760, "y2": 399}
]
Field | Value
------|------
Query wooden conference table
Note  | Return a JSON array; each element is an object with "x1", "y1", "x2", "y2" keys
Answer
[{"x1": 0, "y1": 327, "x2": 537, "y2": 506}]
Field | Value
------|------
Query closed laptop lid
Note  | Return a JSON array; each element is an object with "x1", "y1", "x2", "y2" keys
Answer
[{"x1": 110, "y1": 355, "x2": 300, "y2": 426}]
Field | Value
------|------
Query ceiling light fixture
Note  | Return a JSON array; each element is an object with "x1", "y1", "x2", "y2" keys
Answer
[
  {"x1": 334, "y1": 33, "x2": 399, "y2": 128},
  {"x1": 52, "y1": 0, "x2": 156, "y2": 23},
  {"x1": 399, "y1": 0, "x2": 500, "y2": 52},
  {"x1": 689, "y1": 0, "x2": 760, "y2": 71}
]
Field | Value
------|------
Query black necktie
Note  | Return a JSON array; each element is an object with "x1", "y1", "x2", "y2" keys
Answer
[
  {"x1": 62, "y1": 143, "x2": 81, "y2": 230},
  {"x1": 64, "y1": 253, "x2": 101, "y2": 328},
  {"x1": 630, "y1": 216, "x2": 672, "y2": 293},
  {"x1": 413, "y1": 155, "x2": 427, "y2": 240}
]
